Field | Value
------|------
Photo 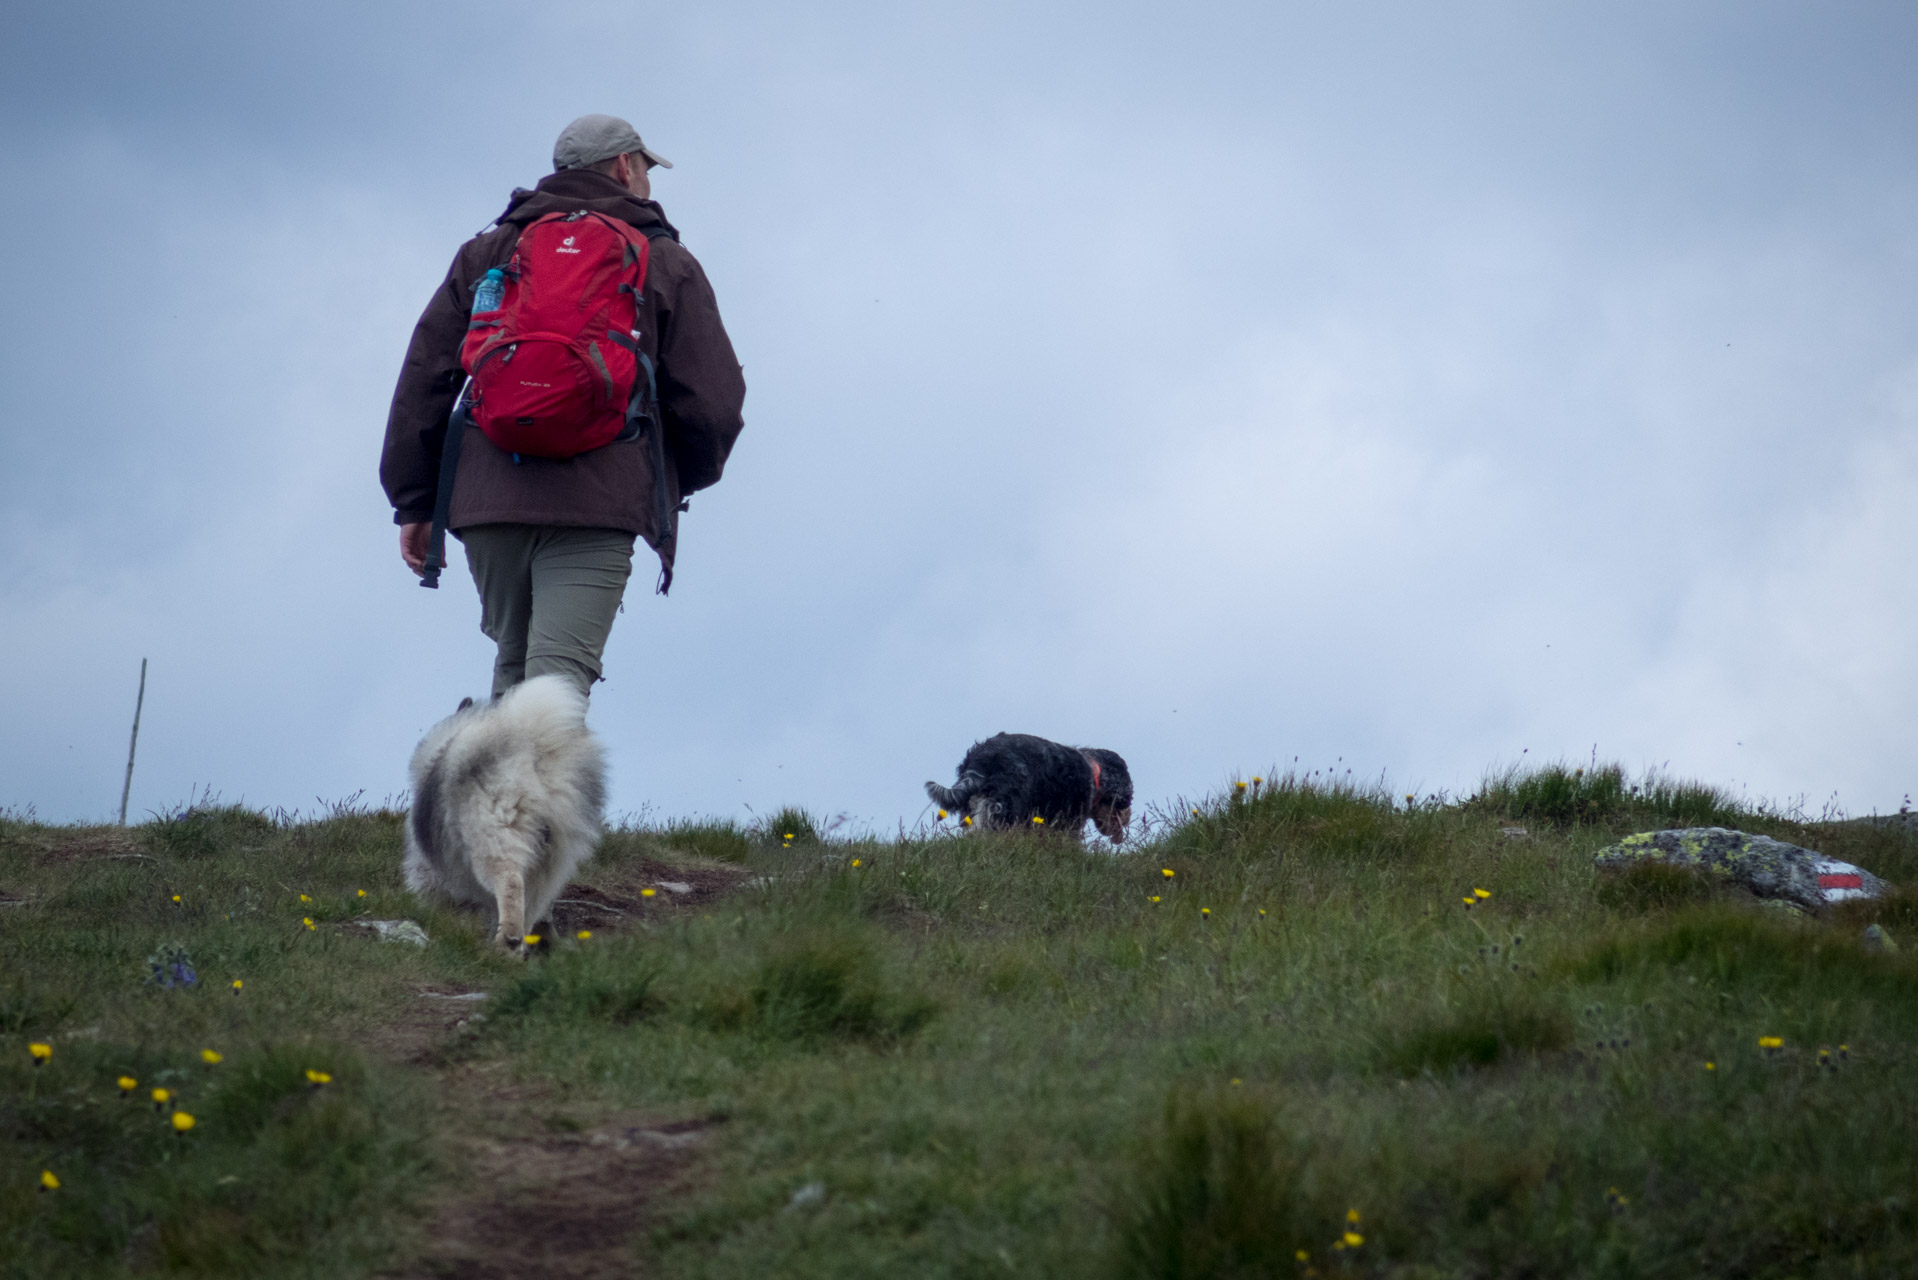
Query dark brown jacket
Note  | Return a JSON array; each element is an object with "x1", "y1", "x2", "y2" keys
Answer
[{"x1": 379, "y1": 169, "x2": 745, "y2": 586}]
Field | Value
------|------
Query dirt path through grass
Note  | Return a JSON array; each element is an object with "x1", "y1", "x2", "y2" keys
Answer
[{"x1": 375, "y1": 854, "x2": 752, "y2": 1278}]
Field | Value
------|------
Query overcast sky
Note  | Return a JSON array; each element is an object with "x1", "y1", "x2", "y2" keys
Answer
[{"x1": 3, "y1": 1, "x2": 1915, "y2": 830}]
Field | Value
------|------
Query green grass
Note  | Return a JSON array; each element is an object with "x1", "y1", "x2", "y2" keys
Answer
[{"x1": 4, "y1": 764, "x2": 1918, "y2": 1277}]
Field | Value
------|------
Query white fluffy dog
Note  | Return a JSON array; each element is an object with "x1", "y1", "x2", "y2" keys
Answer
[{"x1": 403, "y1": 675, "x2": 606, "y2": 949}]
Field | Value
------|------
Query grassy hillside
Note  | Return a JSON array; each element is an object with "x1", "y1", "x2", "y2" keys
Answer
[{"x1": 3, "y1": 765, "x2": 1916, "y2": 1278}]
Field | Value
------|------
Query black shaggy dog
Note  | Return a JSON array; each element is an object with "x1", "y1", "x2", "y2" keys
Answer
[{"x1": 926, "y1": 733, "x2": 1133, "y2": 844}]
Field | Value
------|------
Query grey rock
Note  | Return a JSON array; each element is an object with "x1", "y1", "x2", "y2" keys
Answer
[
  {"x1": 1863, "y1": 924, "x2": 1899, "y2": 953},
  {"x1": 351, "y1": 919, "x2": 430, "y2": 947},
  {"x1": 655, "y1": 880, "x2": 694, "y2": 895},
  {"x1": 1594, "y1": 827, "x2": 1889, "y2": 912}
]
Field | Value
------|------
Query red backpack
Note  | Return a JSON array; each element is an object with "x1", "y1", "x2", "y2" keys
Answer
[{"x1": 459, "y1": 210, "x2": 656, "y2": 458}]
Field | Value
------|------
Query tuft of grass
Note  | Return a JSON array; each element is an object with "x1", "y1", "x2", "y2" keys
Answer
[
  {"x1": 1153, "y1": 769, "x2": 1417, "y2": 866},
  {"x1": 1383, "y1": 992, "x2": 1573, "y2": 1075},
  {"x1": 1471, "y1": 761, "x2": 1747, "y2": 831},
  {"x1": 1112, "y1": 1089, "x2": 1318, "y2": 1280},
  {"x1": 710, "y1": 927, "x2": 936, "y2": 1044},
  {"x1": 1595, "y1": 858, "x2": 1724, "y2": 913},
  {"x1": 493, "y1": 940, "x2": 663, "y2": 1024},
  {"x1": 755, "y1": 807, "x2": 823, "y2": 848},
  {"x1": 0, "y1": 981, "x2": 77, "y2": 1036},
  {"x1": 1565, "y1": 905, "x2": 1918, "y2": 997},
  {"x1": 143, "y1": 804, "x2": 281, "y2": 860},
  {"x1": 662, "y1": 818, "x2": 751, "y2": 863},
  {"x1": 1830, "y1": 882, "x2": 1918, "y2": 934}
]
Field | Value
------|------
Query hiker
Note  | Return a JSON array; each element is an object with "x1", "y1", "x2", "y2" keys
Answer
[{"x1": 380, "y1": 114, "x2": 745, "y2": 699}]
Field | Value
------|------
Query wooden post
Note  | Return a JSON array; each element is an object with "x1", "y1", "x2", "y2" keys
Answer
[{"x1": 118, "y1": 658, "x2": 147, "y2": 826}]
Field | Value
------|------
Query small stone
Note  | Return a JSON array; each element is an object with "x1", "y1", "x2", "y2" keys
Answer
[
  {"x1": 785, "y1": 1181, "x2": 827, "y2": 1212},
  {"x1": 655, "y1": 881, "x2": 694, "y2": 896},
  {"x1": 637, "y1": 1127, "x2": 702, "y2": 1149},
  {"x1": 352, "y1": 919, "x2": 430, "y2": 947},
  {"x1": 1863, "y1": 924, "x2": 1899, "y2": 954}
]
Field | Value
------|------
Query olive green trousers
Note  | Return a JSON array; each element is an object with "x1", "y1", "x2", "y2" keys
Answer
[{"x1": 460, "y1": 524, "x2": 637, "y2": 699}]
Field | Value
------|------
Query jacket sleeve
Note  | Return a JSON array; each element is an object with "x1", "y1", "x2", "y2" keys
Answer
[
  {"x1": 652, "y1": 245, "x2": 746, "y2": 495},
  {"x1": 379, "y1": 248, "x2": 479, "y2": 525}
]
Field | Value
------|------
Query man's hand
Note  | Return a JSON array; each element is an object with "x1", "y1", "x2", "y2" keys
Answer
[{"x1": 400, "y1": 522, "x2": 432, "y2": 576}]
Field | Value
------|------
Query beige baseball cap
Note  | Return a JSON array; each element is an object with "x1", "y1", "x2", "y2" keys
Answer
[{"x1": 552, "y1": 114, "x2": 674, "y2": 172}]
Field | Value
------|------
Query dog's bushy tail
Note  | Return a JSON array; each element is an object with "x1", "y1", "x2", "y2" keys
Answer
[{"x1": 925, "y1": 774, "x2": 979, "y2": 812}]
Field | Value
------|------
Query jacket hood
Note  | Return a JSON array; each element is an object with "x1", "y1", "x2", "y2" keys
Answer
[{"x1": 491, "y1": 168, "x2": 680, "y2": 241}]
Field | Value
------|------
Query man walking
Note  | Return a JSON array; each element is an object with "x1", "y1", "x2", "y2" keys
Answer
[{"x1": 381, "y1": 114, "x2": 745, "y2": 699}]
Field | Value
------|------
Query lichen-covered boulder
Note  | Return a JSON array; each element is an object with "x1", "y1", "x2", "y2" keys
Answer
[{"x1": 1594, "y1": 827, "x2": 1888, "y2": 912}]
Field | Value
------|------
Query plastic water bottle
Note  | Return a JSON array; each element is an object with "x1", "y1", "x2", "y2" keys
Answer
[{"x1": 472, "y1": 268, "x2": 505, "y2": 314}]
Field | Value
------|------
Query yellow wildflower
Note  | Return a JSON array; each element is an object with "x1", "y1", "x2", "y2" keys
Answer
[
  {"x1": 576, "y1": 930, "x2": 592, "y2": 940},
  {"x1": 302, "y1": 917, "x2": 315, "y2": 930},
  {"x1": 1461, "y1": 896, "x2": 1475, "y2": 907},
  {"x1": 937, "y1": 809, "x2": 948, "y2": 820},
  {"x1": 299, "y1": 894, "x2": 311, "y2": 903},
  {"x1": 1162, "y1": 868, "x2": 1175, "y2": 879},
  {"x1": 1758, "y1": 1035, "x2": 1783, "y2": 1051},
  {"x1": 172, "y1": 1111, "x2": 196, "y2": 1133},
  {"x1": 171, "y1": 894, "x2": 182, "y2": 903},
  {"x1": 1031, "y1": 815, "x2": 1044, "y2": 825},
  {"x1": 1191, "y1": 808, "x2": 1200, "y2": 816},
  {"x1": 1347, "y1": 1208, "x2": 1362, "y2": 1224},
  {"x1": 1344, "y1": 1232, "x2": 1363, "y2": 1247},
  {"x1": 1473, "y1": 888, "x2": 1491, "y2": 899},
  {"x1": 1230, "y1": 1078, "x2": 1241, "y2": 1086},
  {"x1": 118, "y1": 1075, "x2": 137, "y2": 1095},
  {"x1": 851, "y1": 858, "x2": 863, "y2": 867},
  {"x1": 522, "y1": 934, "x2": 542, "y2": 946},
  {"x1": 151, "y1": 1087, "x2": 171, "y2": 1110},
  {"x1": 1200, "y1": 907, "x2": 1211, "y2": 917},
  {"x1": 40, "y1": 1169, "x2": 60, "y2": 1191},
  {"x1": 28, "y1": 1042, "x2": 51, "y2": 1065},
  {"x1": 200, "y1": 1049, "x2": 223, "y2": 1065},
  {"x1": 641, "y1": 888, "x2": 657, "y2": 898},
  {"x1": 231, "y1": 979, "x2": 243, "y2": 993},
  {"x1": 962, "y1": 815, "x2": 972, "y2": 826},
  {"x1": 1234, "y1": 781, "x2": 1247, "y2": 790},
  {"x1": 357, "y1": 889, "x2": 366, "y2": 898},
  {"x1": 1149, "y1": 895, "x2": 1161, "y2": 903},
  {"x1": 784, "y1": 833, "x2": 794, "y2": 840},
  {"x1": 1295, "y1": 1250, "x2": 1309, "y2": 1262},
  {"x1": 305, "y1": 1069, "x2": 332, "y2": 1085},
  {"x1": 1253, "y1": 776, "x2": 1263, "y2": 785},
  {"x1": 1705, "y1": 1061, "x2": 1715, "y2": 1071},
  {"x1": 1258, "y1": 908, "x2": 1267, "y2": 917}
]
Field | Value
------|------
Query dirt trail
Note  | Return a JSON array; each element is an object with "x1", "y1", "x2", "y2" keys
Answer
[
  {"x1": 376, "y1": 856, "x2": 751, "y2": 1278},
  {"x1": 385, "y1": 1082, "x2": 714, "y2": 1280}
]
